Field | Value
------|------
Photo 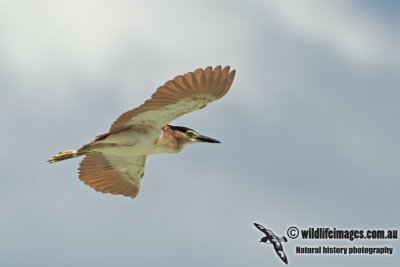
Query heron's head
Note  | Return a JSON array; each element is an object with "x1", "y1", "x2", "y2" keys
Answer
[
  {"x1": 168, "y1": 125, "x2": 220, "y2": 145},
  {"x1": 260, "y1": 236, "x2": 269, "y2": 243}
]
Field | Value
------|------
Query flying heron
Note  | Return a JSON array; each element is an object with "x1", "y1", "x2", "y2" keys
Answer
[{"x1": 48, "y1": 66, "x2": 236, "y2": 198}]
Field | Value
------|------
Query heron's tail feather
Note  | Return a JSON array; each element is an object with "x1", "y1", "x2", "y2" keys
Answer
[{"x1": 48, "y1": 150, "x2": 78, "y2": 163}]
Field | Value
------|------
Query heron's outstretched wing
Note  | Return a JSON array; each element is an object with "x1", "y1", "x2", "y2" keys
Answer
[
  {"x1": 109, "y1": 66, "x2": 236, "y2": 134},
  {"x1": 78, "y1": 152, "x2": 146, "y2": 198}
]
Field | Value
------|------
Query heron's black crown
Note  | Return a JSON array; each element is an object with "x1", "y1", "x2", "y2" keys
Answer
[{"x1": 169, "y1": 125, "x2": 195, "y2": 133}]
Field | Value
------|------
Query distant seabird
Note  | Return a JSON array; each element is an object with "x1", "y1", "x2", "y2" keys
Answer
[{"x1": 254, "y1": 222, "x2": 288, "y2": 264}]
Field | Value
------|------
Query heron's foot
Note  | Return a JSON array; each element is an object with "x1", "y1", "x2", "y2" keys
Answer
[{"x1": 48, "y1": 150, "x2": 77, "y2": 163}]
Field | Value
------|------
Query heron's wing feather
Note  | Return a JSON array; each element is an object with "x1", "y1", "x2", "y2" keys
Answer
[
  {"x1": 78, "y1": 152, "x2": 146, "y2": 198},
  {"x1": 109, "y1": 66, "x2": 236, "y2": 134}
]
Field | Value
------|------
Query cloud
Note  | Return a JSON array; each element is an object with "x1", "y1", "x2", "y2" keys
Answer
[{"x1": 255, "y1": 0, "x2": 399, "y2": 66}]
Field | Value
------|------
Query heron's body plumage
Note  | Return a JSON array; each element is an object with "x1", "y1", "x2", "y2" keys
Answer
[{"x1": 86, "y1": 125, "x2": 187, "y2": 156}]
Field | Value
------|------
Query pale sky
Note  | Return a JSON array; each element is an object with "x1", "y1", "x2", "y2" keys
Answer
[{"x1": 1, "y1": 1, "x2": 399, "y2": 266}]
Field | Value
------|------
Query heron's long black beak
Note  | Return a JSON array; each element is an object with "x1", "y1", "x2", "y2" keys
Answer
[{"x1": 196, "y1": 135, "x2": 221, "y2": 143}]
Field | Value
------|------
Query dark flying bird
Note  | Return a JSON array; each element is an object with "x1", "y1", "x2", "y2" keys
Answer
[
  {"x1": 48, "y1": 66, "x2": 235, "y2": 198},
  {"x1": 254, "y1": 222, "x2": 288, "y2": 264}
]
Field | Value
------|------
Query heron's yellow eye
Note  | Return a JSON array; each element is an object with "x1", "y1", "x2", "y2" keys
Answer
[{"x1": 186, "y1": 131, "x2": 197, "y2": 138}]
